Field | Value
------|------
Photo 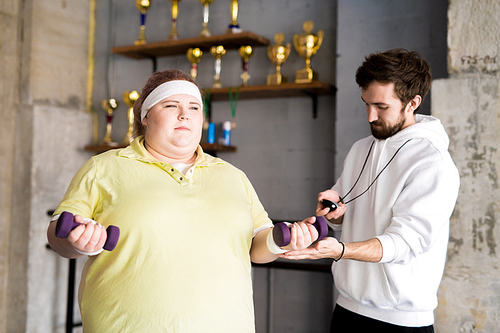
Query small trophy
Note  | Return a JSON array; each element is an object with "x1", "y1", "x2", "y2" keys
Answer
[
  {"x1": 167, "y1": 0, "x2": 182, "y2": 40},
  {"x1": 199, "y1": 0, "x2": 215, "y2": 37},
  {"x1": 186, "y1": 48, "x2": 203, "y2": 81},
  {"x1": 267, "y1": 33, "x2": 291, "y2": 85},
  {"x1": 227, "y1": 0, "x2": 242, "y2": 34},
  {"x1": 239, "y1": 46, "x2": 253, "y2": 86},
  {"x1": 123, "y1": 91, "x2": 140, "y2": 144},
  {"x1": 293, "y1": 21, "x2": 323, "y2": 83},
  {"x1": 210, "y1": 45, "x2": 226, "y2": 88},
  {"x1": 135, "y1": 0, "x2": 152, "y2": 45},
  {"x1": 102, "y1": 99, "x2": 119, "y2": 145}
]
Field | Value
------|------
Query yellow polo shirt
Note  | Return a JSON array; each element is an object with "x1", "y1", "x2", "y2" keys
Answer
[{"x1": 54, "y1": 136, "x2": 272, "y2": 332}]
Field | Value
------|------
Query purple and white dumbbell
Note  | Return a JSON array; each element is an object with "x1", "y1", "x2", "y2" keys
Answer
[
  {"x1": 55, "y1": 211, "x2": 120, "y2": 251},
  {"x1": 272, "y1": 216, "x2": 329, "y2": 247}
]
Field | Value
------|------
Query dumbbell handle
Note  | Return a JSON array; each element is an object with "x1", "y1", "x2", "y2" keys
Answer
[
  {"x1": 55, "y1": 211, "x2": 120, "y2": 251},
  {"x1": 273, "y1": 216, "x2": 329, "y2": 248}
]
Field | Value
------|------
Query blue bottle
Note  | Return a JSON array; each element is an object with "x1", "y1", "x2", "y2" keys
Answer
[
  {"x1": 223, "y1": 121, "x2": 231, "y2": 145},
  {"x1": 207, "y1": 122, "x2": 216, "y2": 144}
]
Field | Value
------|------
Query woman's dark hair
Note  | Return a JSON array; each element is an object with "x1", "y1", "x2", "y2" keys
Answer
[
  {"x1": 355, "y1": 49, "x2": 432, "y2": 113},
  {"x1": 133, "y1": 69, "x2": 201, "y2": 137}
]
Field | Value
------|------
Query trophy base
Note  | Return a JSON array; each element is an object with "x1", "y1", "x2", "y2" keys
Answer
[
  {"x1": 267, "y1": 73, "x2": 287, "y2": 85},
  {"x1": 240, "y1": 72, "x2": 250, "y2": 86},
  {"x1": 227, "y1": 25, "x2": 242, "y2": 34},
  {"x1": 167, "y1": 35, "x2": 180, "y2": 41},
  {"x1": 101, "y1": 141, "x2": 119, "y2": 147},
  {"x1": 200, "y1": 29, "x2": 211, "y2": 37},
  {"x1": 134, "y1": 39, "x2": 146, "y2": 46},
  {"x1": 295, "y1": 68, "x2": 317, "y2": 83}
]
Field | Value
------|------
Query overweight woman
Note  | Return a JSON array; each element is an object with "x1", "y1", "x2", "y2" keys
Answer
[{"x1": 47, "y1": 69, "x2": 318, "y2": 332}]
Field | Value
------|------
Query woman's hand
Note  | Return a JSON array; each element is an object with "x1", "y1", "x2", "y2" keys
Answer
[
  {"x1": 67, "y1": 215, "x2": 107, "y2": 254},
  {"x1": 281, "y1": 216, "x2": 319, "y2": 251}
]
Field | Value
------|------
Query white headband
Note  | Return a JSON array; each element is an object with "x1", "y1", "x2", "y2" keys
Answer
[{"x1": 141, "y1": 80, "x2": 203, "y2": 121}]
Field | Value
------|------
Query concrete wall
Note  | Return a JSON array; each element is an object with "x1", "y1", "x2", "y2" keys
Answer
[
  {"x1": 0, "y1": 1, "x2": 23, "y2": 331},
  {"x1": 432, "y1": 0, "x2": 500, "y2": 331},
  {"x1": 1, "y1": 0, "x2": 93, "y2": 332}
]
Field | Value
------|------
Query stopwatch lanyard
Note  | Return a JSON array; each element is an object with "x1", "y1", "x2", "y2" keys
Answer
[{"x1": 340, "y1": 138, "x2": 413, "y2": 205}]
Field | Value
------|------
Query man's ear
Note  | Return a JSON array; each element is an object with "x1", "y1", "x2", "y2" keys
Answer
[
  {"x1": 406, "y1": 95, "x2": 422, "y2": 113},
  {"x1": 408, "y1": 95, "x2": 422, "y2": 113}
]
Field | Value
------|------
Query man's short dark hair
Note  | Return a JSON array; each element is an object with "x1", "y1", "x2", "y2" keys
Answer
[{"x1": 355, "y1": 49, "x2": 432, "y2": 113}]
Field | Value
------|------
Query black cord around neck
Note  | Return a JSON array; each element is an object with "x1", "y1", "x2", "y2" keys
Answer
[{"x1": 340, "y1": 138, "x2": 413, "y2": 205}]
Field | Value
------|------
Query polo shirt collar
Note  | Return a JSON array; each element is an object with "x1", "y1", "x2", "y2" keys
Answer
[{"x1": 118, "y1": 135, "x2": 224, "y2": 168}]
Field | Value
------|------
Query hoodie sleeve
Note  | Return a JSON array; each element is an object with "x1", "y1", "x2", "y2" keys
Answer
[{"x1": 376, "y1": 159, "x2": 460, "y2": 264}]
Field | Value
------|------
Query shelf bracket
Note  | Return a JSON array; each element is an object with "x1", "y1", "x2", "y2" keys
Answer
[
  {"x1": 302, "y1": 91, "x2": 318, "y2": 118},
  {"x1": 207, "y1": 96, "x2": 212, "y2": 121},
  {"x1": 149, "y1": 56, "x2": 158, "y2": 73}
]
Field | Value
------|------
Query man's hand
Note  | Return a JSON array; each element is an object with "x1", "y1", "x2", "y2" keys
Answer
[
  {"x1": 280, "y1": 237, "x2": 343, "y2": 260},
  {"x1": 317, "y1": 190, "x2": 346, "y2": 221},
  {"x1": 281, "y1": 237, "x2": 384, "y2": 263}
]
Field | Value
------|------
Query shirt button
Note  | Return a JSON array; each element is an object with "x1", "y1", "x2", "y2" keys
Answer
[
  {"x1": 171, "y1": 169, "x2": 174, "y2": 172},
  {"x1": 180, "y1": 177, "x2": 183, "y2": 181}
]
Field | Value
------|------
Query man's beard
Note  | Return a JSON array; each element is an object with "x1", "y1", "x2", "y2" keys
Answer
[{"x1": 370, "y1": 108, "x2": 406, "y2": 140}]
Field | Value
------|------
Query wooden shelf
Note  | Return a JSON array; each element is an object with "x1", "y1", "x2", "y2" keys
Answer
[
  {"x1": 112, "y1": 31, "x2": 270, "y2": 59},
  {"x1": 204, "y1": 81, "x2": 336, "y2": 101},
  {"x1": 84, "y1": 143, "x2": 128, "y2": 152},
  {"x1": 84, "y1": 142, "x2": 236, "y2": 153},
  {"x1": 200, "y1": 143, "x2": 237, "y2": 152}
]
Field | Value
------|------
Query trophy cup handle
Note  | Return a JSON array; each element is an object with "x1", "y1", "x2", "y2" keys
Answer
[
  {"x1": 316, "y1": 30, "x2": 324, "y2": 51},
  {"x1": 285, "y1": 43, "x2": 291, "y2": 58},
  {"x1": 292, "y1": 34, "x2": 300, "y2": 54}
]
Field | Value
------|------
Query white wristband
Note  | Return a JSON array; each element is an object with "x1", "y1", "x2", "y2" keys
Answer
[
  {"x1": 266, "y1": 223, "x2": 291, "y2": 254},
  {"x1": 74, "y1": 248, "x2": 104, "y2": 256}
]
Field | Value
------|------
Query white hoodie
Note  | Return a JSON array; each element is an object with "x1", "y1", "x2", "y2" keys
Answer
[{"x1": 331, "y1": 115, "x2": 460, "y2": 327}]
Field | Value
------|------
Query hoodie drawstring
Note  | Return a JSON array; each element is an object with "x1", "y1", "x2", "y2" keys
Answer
[{"x1": 341, "y1": 138, "x2": 414, "y2": 206}]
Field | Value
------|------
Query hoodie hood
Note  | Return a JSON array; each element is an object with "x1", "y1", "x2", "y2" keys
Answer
[
  {"x1": 365, "y1": 114, "x2": 451, "y2": 208},
  {"x1": 383, "y1": 114, "x2": 450, "y2": 150}
]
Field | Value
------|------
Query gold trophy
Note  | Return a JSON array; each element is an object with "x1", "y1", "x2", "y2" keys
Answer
[
  {"x1": 186, "y1": 48, "x2": 203, "y2": 81},
  {"x1": 102, "y1": 99, "x2": 119, "y2": 145},
  {"x1": 122, "y1": 91, "x2": 139, "y2": 144},
  {"x1": 199, "y1": 0, "x2": 215, "y2": 37},
  {"x1": 135, "y1": 0, "x2": 152, "y2": 45},
  {"x1": 210, "y1": 45, "x2": 226, "y2": 88},
  {"x1": 267, "y1": 33, "x2": 291, "y2": 85},
  {"x1": 293, "y1": 21, "x2": 324, "y2": 83},
  {"x1": 227, "y1": 0, "x2": 242, "y2": 33},
  {"x1": 239, "y1": 46, "x2": 253, "y2": 86},
  {"x1": 167, "y1": 0, "x2": 182, "y2": 40}
]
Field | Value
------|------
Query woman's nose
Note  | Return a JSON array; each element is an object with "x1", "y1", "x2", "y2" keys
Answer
[{"x1": 178, "y1": 109, "x2": 189, "y2": 120}]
